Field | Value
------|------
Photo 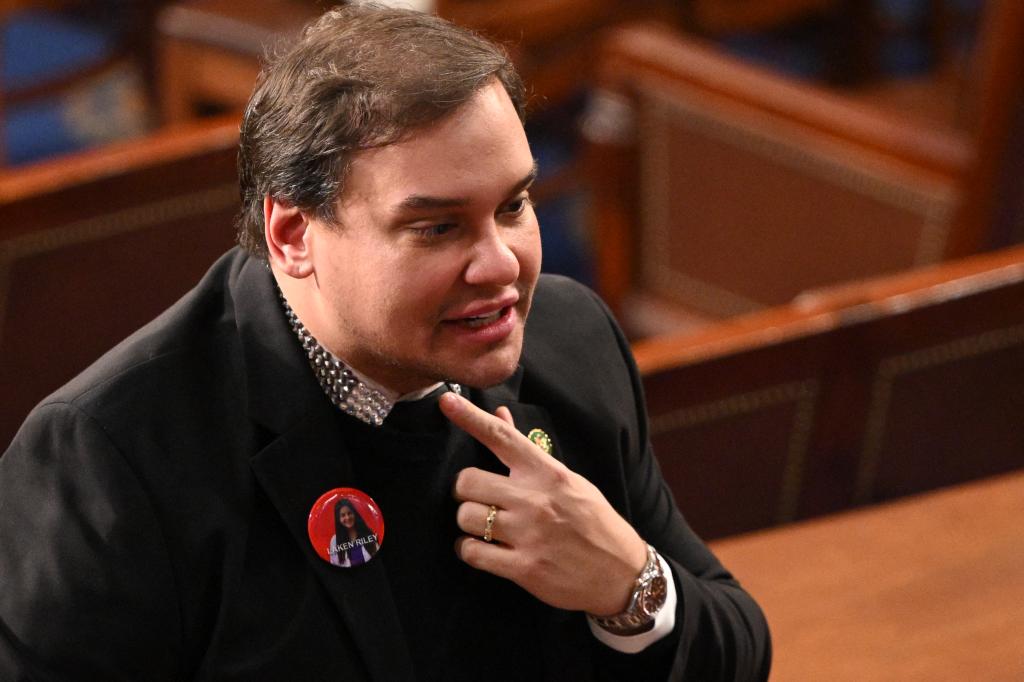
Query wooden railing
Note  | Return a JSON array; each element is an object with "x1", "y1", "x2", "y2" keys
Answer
[{"x1": 637, "y1": 244, "x2": 1024, "y2": 539}]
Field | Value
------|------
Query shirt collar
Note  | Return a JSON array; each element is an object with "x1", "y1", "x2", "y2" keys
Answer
[{"x1": 280, "y1": 291, "x2": 449, "y2": 426}]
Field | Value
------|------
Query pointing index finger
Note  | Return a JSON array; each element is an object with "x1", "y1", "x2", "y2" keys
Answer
[{"x1": 439, "y1": 393, "x2": 543, "y2": 472}]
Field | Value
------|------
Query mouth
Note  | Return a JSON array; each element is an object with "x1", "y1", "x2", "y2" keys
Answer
[
  {"x1": 445, "y1": 293, "x2": 519, "y2": 327},
  {"x1": 459, "y1": 307, "x2": 507, "y2": 328},
  {"x1": 442, "y1": 302, "x2": 518, "y2": 343},
  {"x1": 445, "y1": 305, "x2": 512, "y2": 330}
]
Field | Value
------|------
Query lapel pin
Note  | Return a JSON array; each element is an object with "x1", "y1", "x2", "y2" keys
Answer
[
  {"x1": 308, "y1": 487, "x2": 385, "y2": 568},
  {"x1": 526, "y1": 428, "x2": 553, "y2": 455}
]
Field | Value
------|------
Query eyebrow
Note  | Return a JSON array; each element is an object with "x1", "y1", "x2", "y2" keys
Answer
[{"x1": 396, "y1": 162, "x2": 539, "y2": 212}]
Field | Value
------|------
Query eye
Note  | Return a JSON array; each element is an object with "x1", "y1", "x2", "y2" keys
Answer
[
  {"x1": 501, "y1": 194, "x2": 533, "y2": 217},
  {"x1": 414, "y1": 222, "x2": 456, "y2": 239}
]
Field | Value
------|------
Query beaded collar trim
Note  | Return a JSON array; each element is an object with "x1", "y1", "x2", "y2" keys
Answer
[
  {"x1": 280, "y1": 294, "x2": 462, "y2": 427},
  {"x1": 281, "y1": 297, "x2": 393, "y2": 426}
]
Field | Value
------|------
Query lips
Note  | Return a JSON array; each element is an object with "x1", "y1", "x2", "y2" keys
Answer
[
  {"x1": 462, "y1": 309, "x2": 504, "y2": 328},
  {"x1": 444, "y1": 293, "x2": 519, "y2": 325},
  {"x1": 441, "y1": 294, "x2": 520, "y2": 344},
  {"x1": 444, "y1": 305, "x2": 512, "y2": 332}
]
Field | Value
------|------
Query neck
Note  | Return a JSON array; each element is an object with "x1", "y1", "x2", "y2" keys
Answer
[
  {"x1": 274, "y1": 266, "x2": 450, "y2": 428},
  {"x1": 272, "y1": 265, "x2": 431, "y2": 397}
]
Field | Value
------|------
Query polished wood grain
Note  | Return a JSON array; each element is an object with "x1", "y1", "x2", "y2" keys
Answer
[{"x1": 710, "y1": 471, "x2": 1024, "y2": 681}]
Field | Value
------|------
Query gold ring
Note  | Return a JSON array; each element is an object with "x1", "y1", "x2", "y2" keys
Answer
[{"x1": 483, "y1": 505, "x2": 498, "y2": 543}]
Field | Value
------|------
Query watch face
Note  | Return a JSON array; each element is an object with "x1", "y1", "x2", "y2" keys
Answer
[{"x1": 640, "y1": 576, "x2": 668, "y2": 617}]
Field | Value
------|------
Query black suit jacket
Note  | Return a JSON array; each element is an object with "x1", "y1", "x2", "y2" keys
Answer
[{"x1": 0, "y1": 249, "x2": 769, "y2": 681}]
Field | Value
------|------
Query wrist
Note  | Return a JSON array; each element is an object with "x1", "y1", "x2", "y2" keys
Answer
[
  {"x1": 589, "y1": 543, "x2": 668, "y2": 636},
  {"x1": 590, "y1": 533, "x2": 648, "y2": 616}
]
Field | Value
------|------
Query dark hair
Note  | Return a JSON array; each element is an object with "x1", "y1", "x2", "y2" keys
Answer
[
  {"x1": 334, "y1": 499, "x2": 378, "y2": 562},
  {"x1": 236, "y1": 3, "x2": 526, "y2": 258}
]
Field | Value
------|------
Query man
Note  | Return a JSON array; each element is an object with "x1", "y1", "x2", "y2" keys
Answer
[{"x1": 0, "y1": 5, "x2": 769, "y2": 680}]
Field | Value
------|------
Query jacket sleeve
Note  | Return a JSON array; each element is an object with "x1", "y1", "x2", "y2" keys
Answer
[
  {"x1": 0, "y1": 402, "x2": 181, "y2": 681},
  {"x1": 587, "y1": 289, "x2": 772, "y2": 682}
]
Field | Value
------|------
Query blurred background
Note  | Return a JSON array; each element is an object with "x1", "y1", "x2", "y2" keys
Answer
[{"x1": 0, "y1": 0, "x2": 1006, "y2": 291}]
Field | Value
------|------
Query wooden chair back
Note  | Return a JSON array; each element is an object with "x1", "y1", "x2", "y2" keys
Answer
[
  {"x1": 0, "y1": 115, "x2": 241, "y2": 447},
  {"x1": 636, "y1": 243, "x2": 1024, "y2": 539},
  {"x1": 585, "y1": 0, "x2": 1023, "y2": 335}
]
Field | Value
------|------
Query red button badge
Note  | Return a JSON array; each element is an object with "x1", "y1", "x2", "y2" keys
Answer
[{"x1": 308, "y1": 488, "x2": 385, "y2": 567}]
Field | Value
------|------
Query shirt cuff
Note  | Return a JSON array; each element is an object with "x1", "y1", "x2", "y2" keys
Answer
[{"x1": 586, "y1": 552, "x2": 677, "y2": 654}]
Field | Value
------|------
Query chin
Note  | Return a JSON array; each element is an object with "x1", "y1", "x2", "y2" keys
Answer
[
  {"x1": 458, "y1": 367, "x2": 517, "y2": 390},
  {"x1": 450, "y1": 345, "x2": 522, "y2": 389}
]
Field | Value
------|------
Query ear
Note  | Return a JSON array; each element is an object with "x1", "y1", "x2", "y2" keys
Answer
[{"x1": 264, "y1": 195, "x2": 314, "y2": 278}]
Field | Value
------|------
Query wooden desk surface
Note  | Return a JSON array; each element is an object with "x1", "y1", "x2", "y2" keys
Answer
[{"x1": 710, "y1": 471, "x2": 1024, "y2": 681}]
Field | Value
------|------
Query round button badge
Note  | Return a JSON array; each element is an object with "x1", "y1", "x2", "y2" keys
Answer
[{"x1": 308, "y1": 487, "x2": 385, "y2": 568}]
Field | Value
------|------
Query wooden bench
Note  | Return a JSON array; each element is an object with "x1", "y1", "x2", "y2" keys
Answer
[
  {"x1": 585, "y1": 0, "x2": 1024, "y2": 336},
  {"x1": 638, "y1": 244, "x2": 1024, "y2": 539},
  {"x1": 0, "y1": 115, "x2": 241, "y2": 448},
  {"x1": 710, "y1": 471, "x2": 1024, "y2": 681}
]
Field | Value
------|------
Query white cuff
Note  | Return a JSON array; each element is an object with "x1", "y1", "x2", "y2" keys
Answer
[{"x1": 586, "y1": 552, "x2": 677, "y2": 654}]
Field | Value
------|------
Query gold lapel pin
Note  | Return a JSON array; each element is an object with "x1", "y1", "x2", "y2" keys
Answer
[{"x1": 527, "y1": 428, "x2": 553, "y2": 455}]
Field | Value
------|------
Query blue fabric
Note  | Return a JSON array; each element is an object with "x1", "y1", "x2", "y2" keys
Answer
[
  {"x1": 5, "y1": 97, "x2": 83, "y2": 165},
  {"x1": 3, "y1": 10, "x2": 114, "y2": 89},
  {"x1": 714, "y1": 0, "x2": 984, "y2": 81},
  {"x1": 720, "y1": 34, "x2": 824, "y2": 80},
  {"x1": 1, "y1": 9, "x2": 143, "y2": 165},
  {"x1": 535, "y1": 190, "x2": 594, "y2": 288},
  {"x1": 528, "y1": 96, "x2": 596, "y2": 287}
]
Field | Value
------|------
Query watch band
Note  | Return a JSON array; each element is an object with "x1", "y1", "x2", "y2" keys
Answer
[{"x1": 591, "y1": 544, "x2": 668, "y2": 636}]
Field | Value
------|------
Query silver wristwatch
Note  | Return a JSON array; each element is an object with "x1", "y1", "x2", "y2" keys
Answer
[{"x1": 592, "y1": 544, "x2": 668, "y2": 636}]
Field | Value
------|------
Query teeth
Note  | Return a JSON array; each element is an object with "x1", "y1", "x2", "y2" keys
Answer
[{"x1": 464, "y1": 310, "x2": 502, "y2": 328}]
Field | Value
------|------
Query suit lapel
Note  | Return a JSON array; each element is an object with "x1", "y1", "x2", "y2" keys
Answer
[
  {"x1": 469, "y1": 374, "x2": 586, "y2": 677},
  {"x1": 249, "y1": 409, "x2": 415, "y2": 682},
  {"x1": 233, "y1": 255, "x2": 414, "y2": 681},
  {"x1": 475, "y1": 369, "x2": 566, "y2": 466}
]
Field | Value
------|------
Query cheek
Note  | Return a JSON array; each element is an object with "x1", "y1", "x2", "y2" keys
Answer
[
  {"x1": 514, "y1": 223, "x2": 543, "y2": 279},
  {"x1": 330, "y1": 253, "x2": 407, "y2": 323},
  {"x1": 390, "y1": 257, "x2": 463, "y2": 308}
]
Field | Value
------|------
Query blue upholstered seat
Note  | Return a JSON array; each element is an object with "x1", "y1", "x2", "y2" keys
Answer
[{"x1": 2, "y1": 8, "x2": 149, "y2": 165}]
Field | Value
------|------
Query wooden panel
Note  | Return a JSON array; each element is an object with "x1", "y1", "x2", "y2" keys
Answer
[
  {"x1": 0, "y1": 117, "x2": 241, "y2": 448},
  {"x1": 638, "y1": 244, "x2": 1024, "y2": 538},
  {"x1": 637, "y1": 83, "x2": 955, "y2": 315},
  {"x1": 710, "y1": 471, "x2": 1024, "y2": 681},
  {"x1": 650, "y1": 379, "x2": 818, "y2": 538},
  {"x1": 586, "y1": 8, "x2": 1024, "y2": 337},
  {"x1": 852, "y1": 289, "x2": 1024, "y2": 503},
  {"x1": 644, "y1": 324, "x2": 828, "y2": 537}
]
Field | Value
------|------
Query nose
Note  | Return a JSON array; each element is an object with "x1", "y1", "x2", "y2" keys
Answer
[{"x1": 464, "y1": 224, "x2": 520, "y2": 286}]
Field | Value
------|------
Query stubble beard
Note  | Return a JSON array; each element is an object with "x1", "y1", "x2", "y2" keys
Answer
[
  {"x1": 345, "y1": 283, "x2": 535, "y2": 393},
  {"x1": 370, "y1": 325, "x2": 525, "y2": 391}
]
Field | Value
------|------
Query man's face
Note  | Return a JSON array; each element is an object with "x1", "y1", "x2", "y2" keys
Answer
[{"x1": 302, "y1": 80, "x2": 541, "y2": 394}]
